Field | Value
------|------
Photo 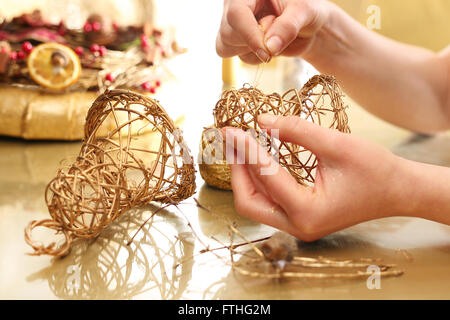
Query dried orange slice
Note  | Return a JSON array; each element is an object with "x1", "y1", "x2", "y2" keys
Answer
[{"x1": 27, "y1": 42, "x2": 81, "y2": 90}]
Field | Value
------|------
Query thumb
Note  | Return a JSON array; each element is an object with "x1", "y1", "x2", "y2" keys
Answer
[
  {"x1": 226, "y1": 3, "x2": 270, "y2": 62},
  {"x1": 264, "y1": 1, "x2": 327, "y2": 56},
  {"x1": 257, "y1": 114, "x2": 340, "y2": 156}
]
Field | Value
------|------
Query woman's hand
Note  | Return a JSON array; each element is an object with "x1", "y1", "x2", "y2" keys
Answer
[
  {"x1": 223, "y1": 114, "x2": 410, "y2": 241},
  {"x1": 216, "y1": 0, "x2": 330, "y2": 64},
  {"x1": 217, "y1": 1, "x2": 450, "y2": 133}
]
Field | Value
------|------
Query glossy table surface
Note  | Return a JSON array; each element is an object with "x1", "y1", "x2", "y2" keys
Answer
[{"x1": 1, "y1": 57, "x2": 449, "y2": 299}]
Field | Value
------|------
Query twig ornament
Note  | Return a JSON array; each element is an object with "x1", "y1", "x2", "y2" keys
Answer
[
  {"x1": 25, "y1": 89, "x2": 196, "y2": 257},
  {"x1": 199, "y1": 75, "x2": 350, "y2": 189}
]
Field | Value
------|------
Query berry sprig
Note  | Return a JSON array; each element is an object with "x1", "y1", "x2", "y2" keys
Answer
[
  {"x1": 141, "y1": 79, "x2": 161, "y2": 93},
  {"x1": 8, "y1": 41, "x2": 34, "y2": 62},
  {"x1": 105, "y1": 73, "x2": 115, "y2": 83},
  {"x1": 89, "y1": 43, "x2": 107, "y2": 56}
]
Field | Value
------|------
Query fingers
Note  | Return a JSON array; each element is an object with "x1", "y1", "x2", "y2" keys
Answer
[
  {"x1": 238, "y1": 52, "x2": 262, "y2": 65},
  {"x1": 230, "y1": 163, "x2": 326, "y2": 242},
  {"x1": 280, "y1": 37, "x2": 315, "y2": 57},
  {"x1": 216, "y1": 36, "x2": 251, "y2": 58},
  {"x1": 257, "y1": 114, "x2": 340, "y2": 156},
  {"x1": 223, "y1": 127, "x2": 311, "y2": 211},
  {"x1": 258, "y1": 14, "x2": 276, "y2": 34},
  {"x1": 264, "y1": 0, "x2": 327, "y2": 56},
  {"x1": 216, "y1": 17, "x2": 251, "y2": 58},
  {"x1": 217, "y1": 1, "x2": 270, "y2": 62},
  {"x1": 247, "y1": 166, "x2": 272, "y2": 199},
  {"x1": 236, "y1": 16, "x2": 275, "y2": 64},
  {"x1": 218, "y1": 0, "x2": 328, "y2": 60},
  {"x1": 230, "y1": 163, "x2": 293, "y2": 231},
  {"x1": 223, "y1": 126, "x2": 331, "y2": 241}
]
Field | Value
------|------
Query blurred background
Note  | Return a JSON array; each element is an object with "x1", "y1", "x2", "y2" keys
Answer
[
  {"x1": 3, "y1": 0, "x2": 448, "y2": 49},
  {"x1": 1, "y1": 0, "x2": 448, "y2": 96},
  {"x1": 335, "y1": 0, "x2": 450, "y2": 51}
]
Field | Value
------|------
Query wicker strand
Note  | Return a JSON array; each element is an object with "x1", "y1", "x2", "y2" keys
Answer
[
  {"x1": 202, "y1": 75, "x2": 350, "y2": 188},
  {"x1": 25, "y1": 89, "x2": 196, "y2": 257}
]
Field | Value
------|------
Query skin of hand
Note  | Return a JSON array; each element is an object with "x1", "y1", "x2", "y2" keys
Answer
[
  {"x1": 223, "y1": 114, "x2": 450, "y2": 241},
  {"x1": 217, "y1": 0, "x2": 450, "y2": 133},
  {"x1": 216, "y1": 0, "x2": 330, "y2": 64}
]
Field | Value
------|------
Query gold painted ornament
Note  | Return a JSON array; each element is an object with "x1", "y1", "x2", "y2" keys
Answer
[{"x1": 198, "y1": 127, "x2": 232, "y2": 190}]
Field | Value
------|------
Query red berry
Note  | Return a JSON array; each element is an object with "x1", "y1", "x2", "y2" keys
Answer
[
  {"x1": 155, "y1": 80, "x2": 161, "y2": 87},
  {"x1": 92, "y1": 21, "x2": 101, "y2": 32},
  {"x1": 75, "y1": 46, "x2": 84, "y2": 55},
  {"x1": 105, "y1": 73, "x2": 115, "y2": 82},
  {"x1": 149, "y1": 87, "x2": 156, "y2": 94},
  {"x1": 141, "y1": 82, "x2": 151, "y2": 91},
  {"x1": 140, "y1": 34, "x2": 149, "y2": 48},
  {"x1": 22, "y1": 41, "x2": 33, "y2": 53},
  {"x1": 83, "y1": 22, "x2": 92, "y2": 33},
  {"x1": 98, "y1": 46, "x2": 107, "y2": 56},
  {"x1": 10, "y1": 51, "x2": 17, "y2": 60},
  {"x1": 112, "y1": 22, "x2": 119, "y2": 31},
  {"x1": 90, "y1": 44, "x2": 100, "y2": 53},
  {"x1": 58, "y1": 21, "x2": 66, "y2": 35},
  {"x1": 17, "y1": 51, "x2": 25, "y2": 59},
  {"x1": 0, "y1": 47, "x2": 5, "y2": 53}
]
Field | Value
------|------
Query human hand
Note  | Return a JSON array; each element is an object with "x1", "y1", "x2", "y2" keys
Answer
[
  {"x1": 216, "y1": 0, "x2": 331, "y2": 64},
  {"x1": 222, "y1": 114, "x2": 406, "y2": 241}
]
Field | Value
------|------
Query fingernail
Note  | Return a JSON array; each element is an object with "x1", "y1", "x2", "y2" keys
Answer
[
  {"x1": 255, "y1": 49, "x2": 270, "y2": 63},
  {"x1": 265, "y1": 36, "x2": 283, "y2": 55},
  {"x1": 258, "y1": 114, "x2": 278, "y2": 126}
]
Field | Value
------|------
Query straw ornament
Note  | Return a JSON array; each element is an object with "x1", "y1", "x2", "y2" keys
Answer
[
  {"x1": 199, "y1": 75, "x2": 350, "y2": 189},
  {"x1": 25, "y1": 89, "x2": 196, "y2": 257}
]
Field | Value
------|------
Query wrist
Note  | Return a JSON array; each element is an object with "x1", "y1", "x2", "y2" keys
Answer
[
  {"x1": 389, "y1": 155, "x2": 450, "y2": 224},
  {"x1": 386, "y1": 155, "x2": 422, "y2": 218},
  {"x1": 302, "y1": 2, "x2": 356, "y2": 73}
]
